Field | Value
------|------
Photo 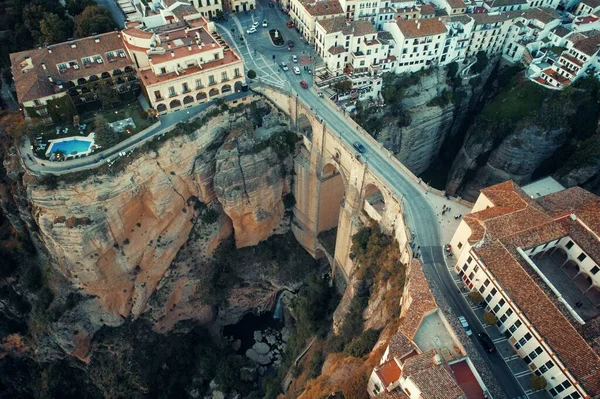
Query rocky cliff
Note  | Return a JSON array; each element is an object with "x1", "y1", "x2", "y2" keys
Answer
[
  {"x1": 0, "y1": 99, "x2": 300, "y2": 360},
  {"x1": 356, "y1": 61, "x2": 496, "y2": 175},
  {"x1": 446, "y1": 75, "x2": 600, "y2": 200}
]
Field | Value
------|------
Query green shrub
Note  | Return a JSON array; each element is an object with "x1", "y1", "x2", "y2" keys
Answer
[
  {"x1": 531, "y1": 375, "x2": 547, "y2": 391},
  {"x1": 483, "y1": 311, "x2": 497, "y2": 325},
  {"x1": 247, "y1": 70, "x2": 257, "y2": 79},
  {"x1": 344, "y1": 329, "x2": 381, "y2": 358},
  {"x1": 469, "y1": 291, "x2": 484, "y2": 305},
  {"x1": 308, "y1": 350, "x2": 324, "y2": 379}
]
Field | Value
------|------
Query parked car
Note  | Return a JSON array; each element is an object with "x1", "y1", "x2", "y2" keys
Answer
[
  {"x1": 353, "y1": 142, "x2": 365, "y2": 153},
  {"x1": 287, "y1": 40, "x2": 294, "y2": 47},
  {"x1": 458, "y1": 316, "x2": 472, "y2": 336},
  {"x1": 252, "y1": 21, "x2": 259, "y2": 28},
  {"x1": 247, "y1": 27, "x2": 257, "y2": 34},
  {"x1": 292, "y1": 55, "x2": 298, "y2": 63},
  {"x1": 280, "y1": 62, "x2": 289, "y2": 71},
  {"x1": 293, "y1": 66, "x2": 300, "y2": 75},
  {"x1": 478, "y1": 333, "x2": 496, "y2": 353},
  {"x1": 300, "y1": 80, "x2": 308, "y2": 89},
  {"x1": 262, "y1": 19, "x2": 268, "y2": 27},
  {"x1": 286, "y1": 21, "x2": 294, "y2": 28}
]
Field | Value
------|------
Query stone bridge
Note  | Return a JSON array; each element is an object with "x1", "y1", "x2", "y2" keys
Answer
[{"x1": 253, "y1": 86, "x2": 412, "y2": 280}]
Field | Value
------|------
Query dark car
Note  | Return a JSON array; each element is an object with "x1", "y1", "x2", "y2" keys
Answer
[
  {"x1": 288, "y1": 40, "x2": 294, "y2": 47},
  {"x1": 353, "y1": 142, "x2": 366, "y2": 153},
  {"x1": 300, "y1": 80, "x2": 308, "y2": 89},
  {"x1": 478, "y1": 333, "x2": 496, "y2": 353}
]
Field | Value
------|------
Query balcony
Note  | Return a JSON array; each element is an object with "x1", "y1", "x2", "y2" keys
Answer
[
  {"x1": 169, "y1": 92, "x2": 178, "y2": 98},
  {"x1": 182, "y1": 88, "x2": 191, "y2": 94}
]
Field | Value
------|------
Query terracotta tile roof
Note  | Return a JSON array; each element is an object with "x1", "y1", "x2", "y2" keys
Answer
[
  {"x1": 328, "y1": 45, "x2": 346, "y2": 55},
  {"x1": 396, "y1": 18, "x2": 447, "y2": 38},
  {"x1": 300, "y1": 0, "x2": 344, "y2": 16},
  {"x1": 408, "y1": 364, "x2": 465, "y2": 399},
  {"x1": 486, "y1": 0, "x2": 526, "y2": 7},
  {"x1": 388, "y1": 330, "x2": 417, "y2": 360},
  {"x1": 399, "y1": 260, "x2": 438, "y2": 339},
  {"x1": 401, "y1": 349, "x2": 437, "y2": 375},
  {"x1": 573, "y1": 33, "x2": 600, "y2": 55},
  {"x1": 471, "y1": 12, "x2": 513, "y2": 25},
  {"x1": 552, "y1": 25, "x2": 571, "y2": 37},
  {"x1": 376, "y1": 359, "x2": 402, "y2": 386},
  {"x1": 318, "y1": 16, "x2": 376, "y2": 36},
  {"x1": 464, "y1": 181, "x2": 600, "y2": 396},
  {"x1": 447, "y1": 0, "x2": 467, "y2": 8},
  {"x1": 378, "y1": 389, "x2": 409, "y2": 399},
  {"x1": 561, "y1": 53, "x2": 584, "y2": 67},
  {"x1": 10, "y1": 32, "x2": 133, "y2": 103},
  {"x1": 170, "y1": 4, "x2": 199, "y2": 20},
  {"x1": 568, "y1": 32, "x2": 588, "y2": 45},
  {"x1": 419, "y1": 3, "x2": 436, "y2": 14},
  {"x1": 519, "y1": 7, "x2": 560, "y2": 24}
]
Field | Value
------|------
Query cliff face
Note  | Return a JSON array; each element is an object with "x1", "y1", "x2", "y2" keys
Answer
[
  {"x1": 360, "y1": 63, "x2": 495, "y2": 176},
  {"x1": 3, "y1": 100, "x2": 296, "y2": 359},
  {"x1": 446, "y1": 76, "x2": 600, "y2": 200}
]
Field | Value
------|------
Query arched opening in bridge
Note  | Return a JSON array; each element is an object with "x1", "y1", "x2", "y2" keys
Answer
[
  {"x1": 363, "y1": 184, "x2": 386, "y2": 221},
  {"x1": 317, "y1": 162, "x2": 346, "y2": 259},
  {"x1": 296, "y1": 114, "x2": 313, "y2": 141}
]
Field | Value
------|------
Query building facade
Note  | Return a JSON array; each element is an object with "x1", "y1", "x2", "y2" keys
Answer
[
  {"x1": 450, "y1": 181, "x2": 600, "y2": 399},
  {"x1": 122, "y1": 16, "x2": 245, "y2": 113},
  {"x1": 289, "y1": 0, "x2": 345, "y2": 43}
]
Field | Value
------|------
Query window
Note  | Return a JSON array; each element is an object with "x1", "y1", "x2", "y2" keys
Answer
[
  {"x1": 467, "y1": 256, "x2": 473, "y2": 264},
  {"x1": 484, "y1": 279, "x2": 490, "y2": 287},
  {"x1": 468, "y1": 272, "x2": 475, "y2": 280},
  {"x1": 154, "y1": 90, "x2": 162, "y2": 100},
  {"x1": 168, "y1": 86, "x2": 176, "y2": 96},
  {"x1": 578, "y1": 253, "x2": 587, "y2": 262},
  {"x1": 565, "y1": 240, "x2": 574, "y2": 249},
  {"x1": 591, "y1": 266, "x2": 599, "y2": 275},
  {"x1": 474, "y1": 265, "x2": 479, "y2": 273},
  {"x1": 160, "y1": 67, "x2": 167, "y2": 74},
  {"x1": 196, "y1": 79, "x2": 202, "y2": 89},
  {"x1": 485, "y1": 293, "x2": 492, "y2": 303},
  {"x1": 209, "y1": 75, "x2": 215, "y2": 85},
  {"x1": 490, "y1": 288, "x2": 497, "y2": 296},
  {"x1": 498, "y1": 299, "x2": 505, "y2": 307},
  {"x1": 505, "y1": 308, "x2": 513, "y2": 318},
  {"x1": 458, "y1": 242, "x2": 463, "y2": 249},
  {"x1": 493, "y1": 304, "x2": 500, "y2": 313},
  {"x1": 182, "y1": 82, "x2": 189, "y2": 92},
  {"x1": 221, "y1": 71, "x2": 228, "y2": 81},
  {"x1": 234, "y1": 68, "x2": 241, "y2": 78}
]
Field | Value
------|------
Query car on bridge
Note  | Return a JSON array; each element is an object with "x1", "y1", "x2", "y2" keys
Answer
[
  {"x1": 300, "y1": 80, "x2": 308, "y2": 89},
  {"x1": 458, "y1": 316, "x2": 472, "y2": 336},
  {"x1": 280, "y1": 62, "x2": 289, "y2": 71},
  {"x1": 353, "y1": 142, "x2": 365, "y2": 153},
  {"x1": 478, "y1": 332, "x2": 496, "y2": 353},
  {"x1": 262, "y1": 20, "x2": 268, "y2": 27},
  {"x1": 293, "y1": 66, "x2": 300, "y2": 75},
  {"x1": 247, "y1": 27, "x2": 257, "y2": 34}
]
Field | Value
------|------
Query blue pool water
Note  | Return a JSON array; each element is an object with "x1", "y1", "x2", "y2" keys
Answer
[{"x1": 50, "y1": 139, "x2": 92, "y2": 155}]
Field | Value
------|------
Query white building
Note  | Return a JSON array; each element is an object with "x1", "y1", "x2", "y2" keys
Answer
[
  {"x1": 439, "y1": 15, "x2": 474, "y2": 64},
  {"x1": 450, "y1": 181, "x2": 600, "y2": 399},
  {"x1": 289, "y1": 0, "x2": 345, "y2": 43},
  {"x1": 574, "y1": 0, "x2": 600, "y2": 15},
  {"x1": 503, "y1": 7, "x2": 561, "y2": 63},
  {"x1": 383, "y1": 18, "x2": 447, "y2": 73},
  {"x1": 465, "y1": 12, "x2": 514, "y2": 58}
]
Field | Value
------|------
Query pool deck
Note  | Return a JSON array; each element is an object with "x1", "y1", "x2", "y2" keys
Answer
[{"x1": 45, "y1": 133, "x2": 96, "y2": 159}]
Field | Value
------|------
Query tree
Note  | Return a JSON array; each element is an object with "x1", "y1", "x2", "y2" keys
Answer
[
  {"x1": 483, "y1": 311, "x2": 497, "y2": 326},
  {"x1": 66, "y1": 0, "x2": 97, "y2": 16},
  {"x1": 75, "y1": 6, "x2": 116, "y2": 38},
  {"x1": 342, "y1": 369, "x2": 369, "y2": 399},
  {"x1": 472, "y1": 51, "x2": 489, "y2": 74},
  {"x1": 531, "y1": 376, "x2": 547, "y2": 391},
  {"x1": 469, "y1": 291, "x2": 485, "y2": 305},
  {"x1": 447, "y1": 61, "x2": 459, "y2": 79},
  {"x1": 333, "y1": 79, "x2": 352, "y2": 92},
  {"x1": 40, "y1": 13, "x2": 73, "y2": 44},
  {"x1": 95, "y1": 82, "x2": 120, "y2": 109},
  {"x1": 247, "y1": 70, "x2": 257, "y2": 79},
  {"x1": 94, "y1": 114, "x2": 120, "y2": 149}
]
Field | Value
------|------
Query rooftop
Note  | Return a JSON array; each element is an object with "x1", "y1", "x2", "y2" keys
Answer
[
  {"x1": 419, "y1": 3, "x2": 436, "y2": 15},
  {"x1": 10, "y1": 31, "x2": 133, "y2": 103},
  {"x1": 521, "y1": 176, "x2": 565, "y2": 199},
  {"x1": 485, "y1": 0, "x2": 527, "y2": 8},
  {"x1": 449, "y1": 360, "x2": 486, "y2": 399},
  {"x1": 573, "y1": 33, "x2": 600, "y2": 56},
  {"x1": 413, "y1": 310, "x2": 463, "y2": 361},
  {"x1": 300, "y1": 0, "x2": 344, "y2": 16},
  {"x1": 580, "y1": 0, "x2": 600, "y2": 9},
  {"x1": 463, "y1": 181, "x2": 600, "y2": 396},
  {"x1": 408, "y1": 364, "x2": 465, "y2": 399},
  {"x1": 376, "y1": 359, "x2": 402, "y2": 386},
  {"x1": 447, "y1": 0, "x2": 467, "y2": 9},
  {"x1": 551, "y1": 25, "x2": 571, "y2": 37},
  {"x1": 396, "y1": 18, "x2": 447, "y2": 38},
  {"x1": 519, "y1": 7, "x2": 560, "y2": 24},
  {"x1": 399, "y1": 260, "x2": 438, "y2": 339},
  {"x1": 317, "y1": 16, "x2": 376, "y2": 36}
]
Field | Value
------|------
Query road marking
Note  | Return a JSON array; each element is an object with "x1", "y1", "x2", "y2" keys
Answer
[
  {"x1": 492, "y1": 337, "x2": 507, "y2": 343},
  {"x1": 504, "y1": 355, "x2": 521, "y2": 361},
  {"x1": 515, "y1": 370, "x2": 533, "y2": 378}
]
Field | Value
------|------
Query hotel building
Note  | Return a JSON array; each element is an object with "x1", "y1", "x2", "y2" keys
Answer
[{"x1": 450, "y1": 181, "x2": 600, "y2": 399}]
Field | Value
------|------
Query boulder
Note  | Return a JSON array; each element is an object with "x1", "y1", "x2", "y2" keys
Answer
[
  {"x1": 245, "y1": 348, "x2": 271, "y2": 365},
  {"x1": 253, "y1": 330, "x2": 263, "y2": 342},
  {"x1": 253, "y1": 342, "x2": 270, "y2": 355}
]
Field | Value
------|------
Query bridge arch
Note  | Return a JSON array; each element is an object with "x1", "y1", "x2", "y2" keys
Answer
[
  {"x1": 317, "y1": 162, "x2": 347, "y2": 235},
  {"x1": 362, "y1": 183, "x2": 387, "y2": 222},
  {"x1": 297, "y1": 113, "x2": 313, "y2": 141}
]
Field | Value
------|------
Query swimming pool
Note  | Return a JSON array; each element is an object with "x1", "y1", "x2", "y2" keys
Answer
[{"x1": 45, "y1": 134, "x2": 95, "y2": 159}]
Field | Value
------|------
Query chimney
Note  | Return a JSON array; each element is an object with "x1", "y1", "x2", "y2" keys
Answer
[
  {"x1": 171, "y1": 49, "x2": 175, "y2": 57},
  {"x1": 168, "y1": 43, "x2": 171, "y2": 49},
  {"x1": 417, "y1": 21, "x2": 421, "y2": 29},
  {"x1": 47, "y1": 46, "x2": 52, "y2": 54},
  {"x1": 47, "y1": 75, "x2": 53, "y2": 83},
  {"x1": 94, "y1": 36, "x2": 100, "y2": 43},
  {"x1": 70, "y1": 41, "x2": 77, "y2": 48},
  {"x1": 188, "y1": 44, "x2": 192, "y2": 51},
  {"x1": 41, "y1": 62, "x2": 47, "y2": 70}
]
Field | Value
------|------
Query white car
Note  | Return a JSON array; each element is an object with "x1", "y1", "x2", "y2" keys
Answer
[
  {"x1": 458, "y1": 316, "x2": 472, "y2": 336},
  {"x1": 292, "y1": 55, "x2": 298, "y2": 63},
  {"x1": 262, "y1": 20, "x2": 268, "y2": 27},
  {"x1": 281, "y1": 62, "x2": 289, "y2": 71},
  {"x1": 293, "y1": 66, "x2": 300, "y2": 75},
  {"x1": 252, "y1": 21, "x2": 259, "y2": 28},
  {"x1": 247, "y1": 27, "x2": 257, "y2": 34}
]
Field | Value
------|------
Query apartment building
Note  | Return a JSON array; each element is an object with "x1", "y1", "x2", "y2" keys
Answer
[
  {"x1": 339, "y1": 0, "x2": 380, "y2": 21},
  {"x1": 574, "y1": 0, "x2": 600, "y2": 16},
  {"x1": 289, "y1": 0, "x2": 345, "y2": 42},
  {"x1": 503, "y1": 7, "x2": 561, "y2": 62},
  {"x1": 122, "y1": 15, "x2": 244, "y2": 113},
  {"x1": 222, "y1": 0, "x2": 255, "y2": 12},
  {"x1": 188, "y1": 0, "x2": 224, "y2": 18},
  {"x1": 367, "y1": 259, "x2": 489, "y2": 398},
  {"x1": 465, "y1": 12, "x2": 514, "y2": 57},
  {"x1": 429, "y1": 0, "x2": 468, "y2": 14},
  {"x1": 450, "y1": 181, "x2": 600, "y2": 399},
  {"x1": 10, "y1": 32, "x2": 136, "y2": 125},
  {"x1": 383, "y1": 18, "x2": 447, "y2": 72},
  {"x1": 315, "y1": 16, "x2": 390, "y2": 74},
  {"x1": 439, "y1": 14, "x2": 474, "y2": 64}
]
